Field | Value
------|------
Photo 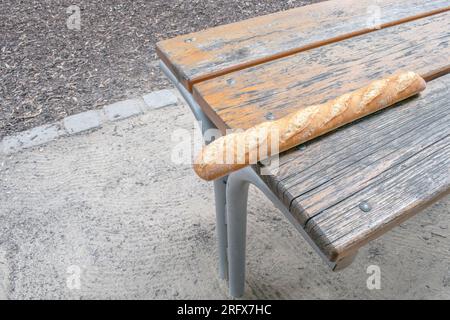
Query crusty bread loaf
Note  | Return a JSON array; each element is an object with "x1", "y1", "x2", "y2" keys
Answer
[{"x1": 194, "y1": 71, "x2": 426, "y2": 181}]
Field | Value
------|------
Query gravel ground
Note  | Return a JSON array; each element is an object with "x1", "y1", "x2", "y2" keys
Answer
[{"x1": 0, "y1": 0, "x2": 321, "y2": 138}]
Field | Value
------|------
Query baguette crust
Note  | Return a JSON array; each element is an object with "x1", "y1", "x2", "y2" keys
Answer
[{"x1": 194, "y1": 71, "x2": 426, "y2": 181}]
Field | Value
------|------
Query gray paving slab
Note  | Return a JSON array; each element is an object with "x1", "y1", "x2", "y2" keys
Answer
[
  {"x1": 63, "y1": 110, "x2": 103, "y2": 134},
  {"x1": 143, "y1": 89, "x2": 178, "y2": 110},
  {"x1": 0, "y1": 124, "x2": 64, "y2": 155}
]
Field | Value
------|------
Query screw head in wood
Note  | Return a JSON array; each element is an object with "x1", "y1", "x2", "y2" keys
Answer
[
  {"x1": 227, "y1": 78, "x2": 235, "y2": 85},
  {"x1": 265, "y1": 112, "x2": 275, "y2": 120},
  {"x1": 359, "y1": 201, "x2": 372, "y2": 212}
]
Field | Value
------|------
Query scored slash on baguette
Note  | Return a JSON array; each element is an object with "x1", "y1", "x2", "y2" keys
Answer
[{"x1": 194, "y1": 71, "x2": 427, "y2": 181}]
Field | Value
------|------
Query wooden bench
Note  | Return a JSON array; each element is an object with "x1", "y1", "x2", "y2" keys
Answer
[{"x1": 157, "y1": 0, "x2": 450, "y2": 297}]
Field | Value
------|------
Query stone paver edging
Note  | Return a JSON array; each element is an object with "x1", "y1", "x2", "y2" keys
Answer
[{"x1": 0, "y1": 89, "x2": 179, "y2": 155}]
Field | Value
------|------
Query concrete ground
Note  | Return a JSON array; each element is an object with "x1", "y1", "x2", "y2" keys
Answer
[{"x1": 0, "y1": 98, "x2": 449, "y2": 300}]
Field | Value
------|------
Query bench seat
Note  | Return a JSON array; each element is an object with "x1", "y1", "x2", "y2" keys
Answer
[
  {"x1": 257, "y1": 73, "x2": 450, "y2": 262},
  {"x1": 192, "y1": 10, "x2": 450, "y2": 132},
  {"x1": 157, "y1": 0, "x2": 450, "y2": 269},
  {"x1": 157, "y1": 0, "x2": 450, "y2": 91}
]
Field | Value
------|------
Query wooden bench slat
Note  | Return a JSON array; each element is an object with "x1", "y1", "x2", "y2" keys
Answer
[
  {"x1": 193, "y1": 11, "x2": 450, "y2": 132},
  {"x1": 275, "y1": 99, "x2": 449, "y2": 218},
  {"x1": 308, "y1": 135, "x2": 449, "y2": 261},
  {"x1": 258, "y1": 73, "x2": 450, "y2": 262},
  {"x1": 292, "y1": 96, "x2": 450, "y2": 219},
  {"x1": 157, "y1": 0, "x2": 450, "y2": 91}
]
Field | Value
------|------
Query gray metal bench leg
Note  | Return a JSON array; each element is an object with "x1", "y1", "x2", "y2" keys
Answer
[
  {"x1": 226, "y1": 172, "x2": 250, "y2": 298},
  {"x1": 214, "y1": 177, "x2": 228, "y2": 280},
  {"x1": 159, "y1": 61, "x2": 356, "y2": 297},
  {"x1": 160, "y1": 61, "x2": 231, "y2": 281}
]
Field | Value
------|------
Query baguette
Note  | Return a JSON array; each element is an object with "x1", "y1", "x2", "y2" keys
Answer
[{"x1": 194, "y1": 71, "x2": 426, "y2": 181}]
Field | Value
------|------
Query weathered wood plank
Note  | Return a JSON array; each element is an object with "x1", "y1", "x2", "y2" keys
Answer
[
  {"x1": 261, "y1": 73, "x2": 450, "y2": 262},
  {"x1": 308, "y1": 136, "x2": 450, "y2": 262},
  {"x1": 157, "y1": 0, "x2": 450, "y2": 90},
  {"x1": 258, "y1": 74, "x2": 450, "y2": 221},
  {"x1": 193, "y1": 11, "x2": 450, "y2": 132}
]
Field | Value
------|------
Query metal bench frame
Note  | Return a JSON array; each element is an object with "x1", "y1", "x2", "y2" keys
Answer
[{"x1": 160, "y1": 61, "x2": 356, "y2": 297}]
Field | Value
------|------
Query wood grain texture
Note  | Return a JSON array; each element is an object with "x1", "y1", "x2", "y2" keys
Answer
[
  {"x1": 193, "y1": 72, "x2": 426, "y2": 181},
  {"x1": 158, "y1": 0, "x2": 450, "y2": 266},
  {"x1": 256, "y1": 73, "x2": 450, "y2": 262},
  {"x1": 157, "y1": 0, "x2": 450, "y2": 90},
  {"x1": 193, "y1": 11, "x2": 450, "y2": 133}
]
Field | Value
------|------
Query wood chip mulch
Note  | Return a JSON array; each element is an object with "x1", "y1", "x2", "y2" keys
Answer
[{"x1": 0, "y1": 0, "x2": 321, "y2": 138}]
